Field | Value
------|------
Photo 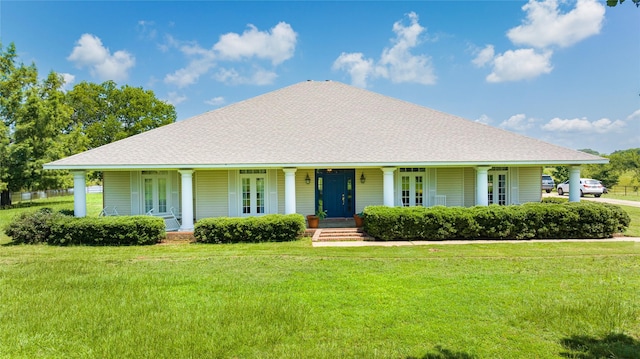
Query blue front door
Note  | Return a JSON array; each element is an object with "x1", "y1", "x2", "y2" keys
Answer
[{"x1": 316, "y1": 169, "x2": 355, "y2": 218}]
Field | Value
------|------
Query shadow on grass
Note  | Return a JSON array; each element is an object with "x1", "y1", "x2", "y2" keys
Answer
[
  {"x1": 560, "y1": 333, "x2": 640, "y2": 358},
  {"x1": 0, "y1": 199, "x2": 72, "y2": 211},
  {"x1": 407, "y1": 346, "x2": 476, "y2": 359}
]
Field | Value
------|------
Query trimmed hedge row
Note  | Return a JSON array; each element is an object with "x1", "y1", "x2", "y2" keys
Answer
[
  {"x1": 363, "y1": 202, "x2": 630, "y2": 241},
  {"x1": 194, "y1": 214, "x2": 306, "y2": 244},
  {"x1": 4, "y1": 208, "x2": 165, "y2": 245}
]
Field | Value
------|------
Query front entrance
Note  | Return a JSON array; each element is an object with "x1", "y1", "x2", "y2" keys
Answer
[{"x1": 316, "y1": 169, "x2": 355, "y2": 218}]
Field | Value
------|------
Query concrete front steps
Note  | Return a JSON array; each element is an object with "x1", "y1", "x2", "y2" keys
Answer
[{"x1": 311, "y1": 228, "x2": 374, "y2": 242}]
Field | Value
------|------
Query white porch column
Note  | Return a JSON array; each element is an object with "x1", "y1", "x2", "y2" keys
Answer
[
  {"x1": 72, "y1": 170, "x2": 87, "y2": 217},
  {"x1": 475, "y1": 166, "x2": 491, "y2": 206},
  {"x1": 568, "y1": 165, "x2": 581, "y2": 203},
  {"x1": 179, "y1": 170, "x2": 194, "y2": 231},
  {"x1": 283, "y1": 168, "x2": 297, "y2": 214},
  {"x1": 381, "y1": 167, "x2": 396, "y2": 207}
]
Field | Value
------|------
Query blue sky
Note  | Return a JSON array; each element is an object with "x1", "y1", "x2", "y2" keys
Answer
[{"x1": 2, "y1": 0, "x2": 638, "y2": 154}]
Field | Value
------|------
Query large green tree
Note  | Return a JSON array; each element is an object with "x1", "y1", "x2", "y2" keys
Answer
[
  {"x1": 66, "y1": 81, "x2": 176, "y2": 149},
  {"x1": 609, "y1": 148, "x2": 640, "y2": 185},
  {"x1": 0, "y1": 42, "x2": 177, "y2": 206}
]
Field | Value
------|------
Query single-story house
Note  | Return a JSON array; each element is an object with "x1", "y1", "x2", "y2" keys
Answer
[{"x1": 44, "y1": 80, "x2": 607, "y2": 231}]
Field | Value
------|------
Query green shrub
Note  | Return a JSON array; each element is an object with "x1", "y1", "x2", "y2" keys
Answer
[
  {"x1": 194, "y1": 214, "x2": 306, "y2": 244},
  {"x1": 541, "y1": 197, "x2": 568, "y2": 204},
  {"x1": 363, "y1": 202, "x2": 629, "y2": 241},
  {"x1": 4, "y1": 210, "x2": 165, "y2": 245},
  {"x1": 49, "y1": 216, "x2": 165, "y2": 246},
  {"x1": 3, "y1": 208, "x2": 68, "y2": 244}
]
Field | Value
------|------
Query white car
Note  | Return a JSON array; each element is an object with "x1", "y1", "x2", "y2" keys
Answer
[{"x1": 556, "y1": 178, "x2": 604, "y2": 197}]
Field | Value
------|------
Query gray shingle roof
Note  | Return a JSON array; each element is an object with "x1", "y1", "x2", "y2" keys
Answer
[{"x1": 46, "y1": 80, "x2": 605, "y2": 169}]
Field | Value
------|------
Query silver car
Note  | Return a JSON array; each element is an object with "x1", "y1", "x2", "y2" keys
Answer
[
  {"x1": 542, "y1": 175, "x2": 555, "y2": 193},
  {"x1": 557, "y1": 178, "x2": 604, "y2": 197}
]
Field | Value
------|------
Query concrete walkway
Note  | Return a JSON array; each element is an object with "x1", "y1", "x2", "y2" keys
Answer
[{"x1": 312, "y1": 237, "x2": 640, "y2": 247}]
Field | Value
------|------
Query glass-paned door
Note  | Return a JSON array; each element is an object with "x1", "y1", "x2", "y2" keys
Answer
[
  {"x1": 488, "y1": 172, "x2": 507, "y2": 205},
  {"x1": 315, "y1": 169, "x2": 355, "y2": 217},
  {"x1": 240, "y1": 172, "x2": 266, "y2": 215},
  {"x1": 399, "y1": 168, "x2": 425, "y2": 207},
  {"x1": 142, "y1": 171, "x2": 170, "y2": 214}
]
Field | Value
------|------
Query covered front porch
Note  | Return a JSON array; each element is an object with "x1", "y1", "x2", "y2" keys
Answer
[{"x1": 68, "y1": 165, "x2": 586, "y2": 232}]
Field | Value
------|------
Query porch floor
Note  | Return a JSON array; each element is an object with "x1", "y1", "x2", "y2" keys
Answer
[{"x1": 317, "y1": 218, "x2": 357, "y2": 228}]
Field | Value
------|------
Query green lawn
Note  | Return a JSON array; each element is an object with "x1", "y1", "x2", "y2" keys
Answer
[
  {"x1": 1, "y1": 196, "x2": 639, "y2": 357},
  {"x1": 0, "y1": 242, "x2": 639, "y2": 357}
]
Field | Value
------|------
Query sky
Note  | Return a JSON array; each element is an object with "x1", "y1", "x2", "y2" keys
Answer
[{"x1": 1, "y1": 0, "x2": 638, "y2": 155}]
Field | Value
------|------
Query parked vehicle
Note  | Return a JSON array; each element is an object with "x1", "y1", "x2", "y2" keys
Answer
[
  {"x1": 598, "y1": 181, "x2": 608, "y2": 194},
  {"x1": 541, "y1": 175, "x2": 555, "y2": 193},
  {"x1": 556, "y1": 178, "x2": 604, "y2": 197}
]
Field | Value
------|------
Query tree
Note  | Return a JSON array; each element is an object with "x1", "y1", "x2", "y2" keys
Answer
[
  {"x1": 609, "y1": 148, "x2": 640, "y2": 185},
  {"x1": 0, "y1": 42, "x2": 39, "y2": 205},
  {"x1": 66, "y1": 81, "x2": 176, "y2": 149},
  {"x1": 7, "y1": 71, "x2": 74, "y2": 192},
  {"x1": 607, "y1": 0, "x2": 640, "y2": 7},
  {"x1": 0, "y1": 42, "x2": 177, "y2": 206},
  {"x1": 576, "y1": 149, "x2": 619, "y2": 188}
]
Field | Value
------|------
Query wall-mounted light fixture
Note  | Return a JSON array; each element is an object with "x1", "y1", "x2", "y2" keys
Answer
[
  {"x1": 305, "y1": 173, "x2": 311, "y2": 184},
  {"x1": 360, "y1": 172, "x2": 366, "y2": 184}
]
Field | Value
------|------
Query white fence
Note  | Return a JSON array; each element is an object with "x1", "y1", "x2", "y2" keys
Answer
[{"x1": 10, "y1": 186, "x2": 102, "y2": 203}]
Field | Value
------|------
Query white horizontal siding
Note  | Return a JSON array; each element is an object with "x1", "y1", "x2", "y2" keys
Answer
[
  {"x1": 463, "y1": 167, "x2": 476, "y2": 207},
  {"x1": 356, "y1": 169, "x2": 383, "y2": 212},
  {"x1": 104, "y1": 171, "x2": 131, "y2": 215},
  {"x1": 436, "y1": 168, "x2": 464, "y2": 207},
  {"x1": 519, "y1": 167, "x2": 542, "y2": 203},
  {"x1": 195, "y1": 170, "x2": 229, "y2": 219}
]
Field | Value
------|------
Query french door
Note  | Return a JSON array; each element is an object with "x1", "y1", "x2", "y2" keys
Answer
[
  {"x1": 142, "y1": 171, "x2": 169, "y2": 215},
  {"x1": 240, "y1": 171, "x2": 266, "y2": 215},
  {"x1": 488, "y1": 171, "x2": 507, "y2": 205},
  {"x1": 399, "y1": 168, "x2": 425, "y2": 207}
]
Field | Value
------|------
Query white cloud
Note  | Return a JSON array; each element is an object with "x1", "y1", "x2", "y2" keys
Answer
[
  {"x1": 542, "y1": 117, "x2": 626, "y2": 133},
  {"x1": 475, "y1": 114, "x2": 492, "y2": 125},
  {"x1": 205, "y1": 97, "x2": 225, "y2": 106},
  {"x1": 164, "y1": 22, "x2": 295, "y2": 88},
  {"x1": 67, "y1": 34, "x2": 135, "y2": 82},
  {"x1": 213, "y1": 22, "x2": 297, "y2": 65},
  {"x1": 486, "y1": 49, "x2": 553, "y2": 83},
  {"x1": 507, "y1": 0, "x2": 605, "y2": 49},
  {"x1": 472, "y1": 45, "x2": 495, "y2": 67},
  {"x1": 500, "y1": 113, "x2": 536, "y2": 131},
  {"x1": 165, "y1": 54, "x2": 216, "y2": 88},
  {"x1": 137, "y1": 20, "x2": 157, "y2": 40},
  {"x1": 60, "y1": 73, "x2": 75, "y2": 91},
  {"x1": 332, "y1": 53, "x2": 374, "y2": 88},
  {"x1": 164, "y1": 92, "x2": 187, "y2": 106},
  {"x1": 475, "y1": 0, "x2": 604, "y2": 83},
  {"x1": 332, "y1": 12, "x2": 435, "y2": 87},
  {"x1": 214, "y1": 67, "x2": 278, "y2": 86},
  {"x1": 627, "y1": 109, "x2": 640, "y2": 121}
]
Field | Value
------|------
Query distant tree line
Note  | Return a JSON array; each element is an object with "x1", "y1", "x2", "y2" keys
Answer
[
  {"x1": 0, "y1": 42, "x2": 176, "y2": 206},
  {"x1": 551, "y1": 148, "x2": 640, "y2": 189}
]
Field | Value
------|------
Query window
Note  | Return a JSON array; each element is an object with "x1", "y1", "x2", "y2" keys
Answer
[
  {"x1": 141, "y1": 171, "x2": 170, "y2": 214},
  {"x1": 399, "y1": 168, "x2": 425, "y2": 207},
  {"x1": 239, "y1": 170, "x2": 267, "y2": 215},
  {"x1": 488, "y1": 171, "x2": 507, "y2": 205}
]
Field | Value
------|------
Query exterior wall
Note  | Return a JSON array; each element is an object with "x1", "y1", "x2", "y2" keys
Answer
[
  {"x1": 435, "y1": 168, "x2": 464, "y2": 207},
  {"x1": 356, "y1": 168, "x2": 383, "y2": 213},
  {"x1": 518, "y1": 167, "x2": 543, "y2": 203},
  {"x1": 102, "y1": 166, "x2": 547, "y2": 220},
  {"x1": 103, "y1": 171, "x2": 132, "y2": 215},
  {"x1": 296, "y1": 170, "x2": 315, "y2": 216},
  {"x1": 463, "y1": 167, "x2": 476, "y2": 207},
  {"x1": 195, "y1": 170, "x2": 229, "y2": 219}
]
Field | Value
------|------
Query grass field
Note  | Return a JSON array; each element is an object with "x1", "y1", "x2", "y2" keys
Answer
[
  {"x1": 1, "y1": 195, "x2": 640, "y2": 357},
  {"x1": 0, "y1": 239, "x2": 638, "y2": 358}
]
